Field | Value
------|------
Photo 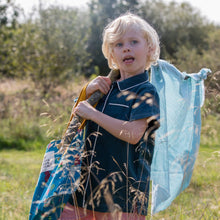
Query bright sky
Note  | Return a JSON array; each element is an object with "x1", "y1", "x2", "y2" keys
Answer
[{"x1": 15, "y1": 0, "x2": 220, "y2": 25}]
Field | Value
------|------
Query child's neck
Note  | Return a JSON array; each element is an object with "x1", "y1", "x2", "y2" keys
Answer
[{"x1": 118, "y1": 70, "x2": 145, "y2": 81}]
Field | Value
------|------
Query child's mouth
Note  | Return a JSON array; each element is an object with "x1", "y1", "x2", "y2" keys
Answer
[{"x1": 123, "y1": 56, "x2": 135, "y2": 64}]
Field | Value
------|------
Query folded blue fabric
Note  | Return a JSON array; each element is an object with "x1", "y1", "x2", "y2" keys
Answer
[{"x1": 150, "y1": 59, "x2": 211, "y2": 214}]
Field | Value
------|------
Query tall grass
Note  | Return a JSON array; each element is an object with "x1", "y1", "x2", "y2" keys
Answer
[
  {"x1": 0, "y1": 78, "x2": 219, "y2": 219},
  {"x1": 0, "y1": 140, "x2": 219, "y2": 219},
  {"x1": 0, "y1": 78, "x2": 85, "y2": 151}
]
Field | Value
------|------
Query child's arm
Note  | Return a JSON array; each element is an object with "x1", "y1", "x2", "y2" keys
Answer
[{"x1": 73, "y1": 100, "x2": 148, "y2": 145}]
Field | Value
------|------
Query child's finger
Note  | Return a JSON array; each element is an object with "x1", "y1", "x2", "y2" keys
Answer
[
  {"x1": 103, "y1": 77, "x2": 112, "y2": 86},
  {"x1": 96, "y1": 77, "x2": 110, "y2": 94}
]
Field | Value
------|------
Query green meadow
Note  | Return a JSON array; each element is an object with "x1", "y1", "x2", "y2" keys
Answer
[
  {"x1": 0, "y1": 79, "x2": 219, "y2": 220},
  {"x1": 0, "y1": 137, "x2": 219, "y2": 219}
]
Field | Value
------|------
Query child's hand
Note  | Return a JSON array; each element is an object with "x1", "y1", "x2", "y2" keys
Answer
[
  {"x1": 74, "y1": 101, "x2": 97, "y2": 120},
  {"x1": 86, "y1": 76, "x2": 111, "y2": 98}
]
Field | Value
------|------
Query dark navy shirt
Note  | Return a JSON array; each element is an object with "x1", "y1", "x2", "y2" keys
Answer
[{"x1": 73, "y1": 71, "x2": 160, "y2": 215}]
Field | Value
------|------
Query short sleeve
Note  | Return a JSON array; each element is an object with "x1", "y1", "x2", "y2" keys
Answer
[{"x1": 130, "y1": 85, "x2": 160, "y2": 121}]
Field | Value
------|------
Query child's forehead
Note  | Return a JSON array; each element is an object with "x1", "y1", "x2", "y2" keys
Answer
[{"x1": 115, "y1": 27, "x2": 144, "y2": 40}]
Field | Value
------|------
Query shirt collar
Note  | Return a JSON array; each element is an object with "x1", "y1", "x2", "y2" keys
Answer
[{"x1": 116, "y1": 71, "x2": 149, "y2": 91}]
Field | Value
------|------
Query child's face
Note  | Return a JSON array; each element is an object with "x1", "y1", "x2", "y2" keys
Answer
[{"x1": 111, "y1": 27, "x2": 149, "y2": 79}]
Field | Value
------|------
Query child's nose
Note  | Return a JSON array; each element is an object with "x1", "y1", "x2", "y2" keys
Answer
[
  {"x1": 123, "y1": 45, "x2": 131, "y2": 52},
  {"x1": 123, "y1": 48, "x2": 130, "y2": 52}
]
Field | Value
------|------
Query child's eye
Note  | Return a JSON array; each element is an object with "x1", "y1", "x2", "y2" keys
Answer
[
  {"x1": 131, "y1": 40, "x2": 138, "y2": 45},
  {"x1": 115, "y1": 42, "x2": 123, "y2": 47}
]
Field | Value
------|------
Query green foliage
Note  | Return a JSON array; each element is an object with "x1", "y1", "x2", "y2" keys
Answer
[
  {"x1": 140, "y1": 0, "x2": 212, "y2": 59},
  {"x1": 0, "y1": 116, "x2": 49, "y2": 151},
  {"x1": 201, "y1": 114, "x2": 220, "y2": 147},
  {"x1": 0, "y1": 3, "x2": 91, "y2": 94},
  {"x1": 170, "y1": 27, "x2": 220, "y2": 72},
  {"x1": 1, "y1": 1, "x2": 219, "y2": 87},
  {"x1": 0, "y1": 0, "x2": 19, "y2": 28},
  {"x1": 0, "y1": 0, "x2": 21, "y2": 77},
  {"x1": 36, "y1": 6, "x2": 91, "y2": 82}
]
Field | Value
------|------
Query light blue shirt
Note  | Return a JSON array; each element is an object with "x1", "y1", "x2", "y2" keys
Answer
[{"x1": 150, "y1": 59, "x2": 211, "y2": 214}]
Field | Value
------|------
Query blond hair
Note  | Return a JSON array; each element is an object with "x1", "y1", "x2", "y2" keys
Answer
[{"x1": 102, "y1": 13, "x2": 160, "y2": 70}]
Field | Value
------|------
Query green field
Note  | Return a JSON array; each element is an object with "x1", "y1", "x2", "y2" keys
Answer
[
  {"x1": 0, "y1": 139, "x2": 219, "y2": 219},
  {"x1": 0, "y1": 79, "x2": 219, "y2": 219},
  {"x1": 0, "y1": 150, "x2": 44, "y2": 220}
]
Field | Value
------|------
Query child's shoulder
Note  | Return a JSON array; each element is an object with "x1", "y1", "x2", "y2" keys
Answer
[{"x1": 138, "y1": 80, "x2": 158, "y2": 94}]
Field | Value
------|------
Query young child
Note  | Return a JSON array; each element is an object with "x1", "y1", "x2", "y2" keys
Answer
[{"x1": 61, "y1": 13, "x2": 160, "y2": 219}]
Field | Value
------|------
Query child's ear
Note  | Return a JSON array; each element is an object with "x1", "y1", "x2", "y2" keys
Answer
[
  {"x1": 148, "y1": 45, "x2": 155, "y2": 54},
  {"x1": 147, "y1": 45, "x2": 157, "y2": 60},
  {"x1": 146, "y1": 46, "x2": 156, "y2": 69}
]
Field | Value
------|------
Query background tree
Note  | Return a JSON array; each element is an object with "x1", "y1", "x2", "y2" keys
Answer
[
  {"x1": 140, "y1": 0, "x2": 212, "y2": 62},
  {"x1": 0, "y1": 0, "x2": 219, "y2": 101},
  {"x1": 8, "y1": 5, "x2": 91, "y2": 94},
  {"x1": 33, "y1": 6, "x2": 91, "y2": 89},
  {"x1": 0, "y1": 0, "x2": 20, "y2": 77},
  {"x1": 0, "y1": 0, "x2": 19, "y2": 27}
]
